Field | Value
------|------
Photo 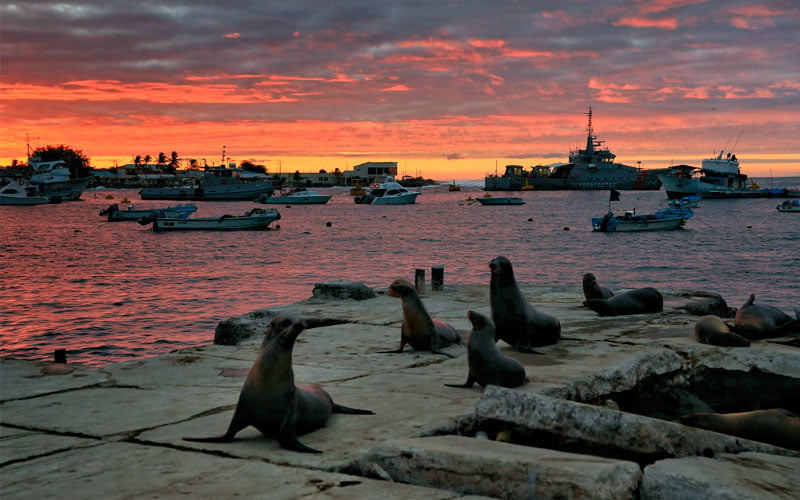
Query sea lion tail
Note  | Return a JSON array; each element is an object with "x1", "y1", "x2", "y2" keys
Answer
[{"x1": 331, "y1": 403, "x2": 374, "y2": 415}]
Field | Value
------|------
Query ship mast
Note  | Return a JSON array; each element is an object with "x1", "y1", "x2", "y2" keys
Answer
[{"x1": 585, "y1": 106, "x2": 595, "y2": 154}]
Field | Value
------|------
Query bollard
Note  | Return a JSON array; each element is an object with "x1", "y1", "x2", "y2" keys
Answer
[
  {"x1": 415, "y1": 269, "x2": 426, "y2": 294},
  {"x1": 431, "y1": 265, "x2": 444, "y2": 291},
  {"x1": 54, "y1": 348, "x2": 67, "y2": 364}
]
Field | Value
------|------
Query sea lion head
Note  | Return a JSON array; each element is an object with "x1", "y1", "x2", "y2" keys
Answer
[
  {"x1": 467, "y1": 310, "x2": 495, "y2": 332},
  {"x1": 583, "y1": 273, "x2": 597, "y2": 286},
  {"x1": 387, "y1": 278, "x2": 415, "y2": 298},
  {"x1": 263, "y1": 315, "x2": 304, "y2": 349},
  {"x1": 489, "y1": 256, "x2": 515, "y2": 283}
]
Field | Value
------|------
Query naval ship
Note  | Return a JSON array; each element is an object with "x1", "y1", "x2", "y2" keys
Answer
[{"x1": 484, "y1": 108, "x2": 670, "y2": 191}]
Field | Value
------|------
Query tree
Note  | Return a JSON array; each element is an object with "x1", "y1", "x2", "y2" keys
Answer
[
  {"x1": 240, "y1": 161, "x2": 266, "y2": 174},
  {"x1": 169, "y1": 151, "x2": 179, "y2": 172},
  {"x1": 31, "y1": 145, "x2": 91, "y2": 178}
]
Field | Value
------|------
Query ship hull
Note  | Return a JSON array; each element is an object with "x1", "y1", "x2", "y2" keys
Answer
[
  {"x1": 658, "y1": 175, "x2": 763, "y2": 199},
  {"x1": 485, "y1": 167, "x2": 667, "y2": 191}
]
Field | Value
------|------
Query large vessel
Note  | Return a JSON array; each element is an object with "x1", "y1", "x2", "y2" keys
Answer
[
  {"x1": 27, "y1": 155, "x2": 91, "y2": 201},
  {"x1": 139, "y1": 166, "x2": 275, "y2": 201},
  {"x1": 657, "y1": 151, "x2": 797, "y2": 199},
  {"x1": 484, "y1": 108, "x2": 670, "y2": 191}
]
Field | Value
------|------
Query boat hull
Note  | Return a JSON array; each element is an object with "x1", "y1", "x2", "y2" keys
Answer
[
  {"x1": 151, "y1": 212, "x2": 280, "y2": 232},
  {"x1": 476, "y1": 197, "x2": 525, "y2": 205},
  {"x1": 261, "y1": 195, "x2": 331, "y2": 204},
  {"x1": 485, "y1": 167, "x2": 668, "y2": 191},
  {"x1": 140, "y1": 182, "x2": 274, "y2": 201},
  {"x1": 370, "y1": 193, "x2": 419, "y2": 205},
  {"x1": 592, "y1": 208, "x2": 692, "y2": 232},
  {"x1": 102, "y1": 204, "x2": 197, "y2": 221},
  {"x1": 0, "y1": 195, "x2": 51, "y2": 205},
  {"x1": 33, "y1": 177, "x2": 91, "y2": 201}
]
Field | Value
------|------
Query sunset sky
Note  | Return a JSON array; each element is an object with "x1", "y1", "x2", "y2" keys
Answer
[{"x1": 2, "y1": 0, "x2": 798, "y2": 179}]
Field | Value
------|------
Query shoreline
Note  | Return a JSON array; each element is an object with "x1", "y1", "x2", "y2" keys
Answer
[{"x1": 2, "y1": 283, "x2": 798, "y2": 498}]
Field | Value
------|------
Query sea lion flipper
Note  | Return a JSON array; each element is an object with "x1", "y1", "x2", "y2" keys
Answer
[
  {"x1": 431, "y1": 347, "x2": 455, "y2": 358},
  {"x1": 445, "y1": 374, "x2": 475, "y2": 388},
  {"x1": 331, "y1": 403, "x2": 374, "y2": 415},
  {"x1": 278, "y1": 433, "x2": 322, "y2": 454}
]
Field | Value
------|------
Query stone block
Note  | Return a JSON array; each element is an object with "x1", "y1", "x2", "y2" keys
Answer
[{"x1": 312, "y1": 281, "x2": 377, "y2": 300}]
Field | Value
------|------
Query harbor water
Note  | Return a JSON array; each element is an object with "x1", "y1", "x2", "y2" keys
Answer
[{"x1": 2, "y1": 180, "x2": 798, "y2": 367}]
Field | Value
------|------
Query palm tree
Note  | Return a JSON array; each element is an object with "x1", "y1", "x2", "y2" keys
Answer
[{"x1": 143, "y1": 154, "x2": 152, "y2": 185}]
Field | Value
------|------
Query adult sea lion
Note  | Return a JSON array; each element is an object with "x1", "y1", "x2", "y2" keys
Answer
[
  {"x1": 582, "y1": 273, "x2": 614, "y2": 300},
  {"x1": 184, "y1": 315, "x2": 373, "y2": 453},
  {"x1": 378, "y1": 279, "x2": 461, "y2": 357},
  {"x1": 489, "y1": 256, "x2": 560, "y2": 352},
  {"x1": 680, "y1": 409, "x2": 800, "y2": 451},
  {"x1": 583, "y1": 287, "x2": 663, "y2": 316},
  {"x1": 733, "y1": 294, "x2": 800, "y2": 340},
  {"x1": 694, "y1": 315, "x2": 750, "y2": 347},
  {"x1": 446, "y1": 310, "x2": 526, "y2": 389}
]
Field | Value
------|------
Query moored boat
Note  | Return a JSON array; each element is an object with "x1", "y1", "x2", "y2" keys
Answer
[
  {"x1": 140, "y1": 166, "x2": 275, "y2": 201},
  {"x1": 139, "y1": 207, "x2": 281, "y2": 232},
  {"x1": 100, "y1": 203, "x2": 197, "y2": 221},
  {"x1": 476, "y1": 196, "x2": 525, "y2": 205},
  {"x1": 257, "y1": 187, "x2": 331, "y2": 204},
  {"x1": 27, "y1": 155, "x2": 91, "y2": 201},
  {"x1": 776, "y1": 199, "x2": 800, "y2": 212},
  {"x1": 592, "y1": 207, "x2": 692, "y2": 232},
  {"x1": 484, "y1": 107, "x2": 670, "y2": 191},
  {"x1": 448, "y1": 180, "x2": 461, "y2": 192},
  {"x1": 354, "y1": 176, "x2": 419, "y2": 205},
  {"x1": 0, "y1": 179, "x2": 52, "y2": 205}
]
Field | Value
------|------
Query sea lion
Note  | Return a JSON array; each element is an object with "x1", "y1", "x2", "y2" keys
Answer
[
  {"x1": 680, "y1": 409, "x2": 800, "y2": 451},
  {"x1": 184, "y1": 315, "x2": 373, "y2": 453},
  {"x1": 582, "y1": 273, "x2": 614, "y2": 300},
  {"x1": 446, "y1": 310, "x2": 526, "y2": 389},
  {"x1": 694, "y1": 315, "x2": 750, "y2": 347},
  {"x1": 379, "y1": 279, "x2": 461, "y2": 357},
  {"x1": 489, "y1": 256, "x2": 561, "y2": 352},
  {"x1": 733, "y1": 294, "x2": 800, "y2": 340},
  {"x1": 583, "y1": 287, "x2": 663, "y2": 316}
]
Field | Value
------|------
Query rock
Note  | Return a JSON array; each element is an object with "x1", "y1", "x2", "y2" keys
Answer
[
  {"x1": 474, "y1": 387, "x2": 799, "y2": 462},
  {"x1": 360, "y1": 435, "x2": 641, "y2": 499},
  {"x1": 672, "y1": 291, "x2": 732, "y2": 317},
  {"x1": 641, "y1": 452, "x2": 800, "y2": 499},
  {"x1": 312, "y1": 281, "x2": 377, "y2": 301}
]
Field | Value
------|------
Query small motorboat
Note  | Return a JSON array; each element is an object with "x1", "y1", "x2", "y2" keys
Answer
[
  {"x1": 667, "y1": 195, "x2": 701, "y2": 209},
  {"x1": 0, "y1": 180, "x2": 52, "y2": 205},
  {"x1": 592, "y1": 207, "x2": 693, "y2": 232},
  {"x1": 354, "y1": 176, "x2": 419, "y2": 205},
  {"x1": 448, "y1": 180, "x2": 461, "y2": 192},
  {"x1": 139, "y1": 207, "x2": 281, "y2": 232},
  {"x1": 257, "y1": 187, "x2": 331, "y2": 204},
  {"x1": 476, "y1": 196, "x2": 525, "y2": 205},
  {"x1": 776, "y1": 199, "x2": 800, "y2": 212},
  {"x1": 100, "y1": 203, "x2": 197, "y2": 221}
]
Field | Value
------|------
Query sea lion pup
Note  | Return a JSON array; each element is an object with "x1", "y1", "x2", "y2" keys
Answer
[
  {"x1": 582, "y1": 273, "x2": 614, "y2": 300},
  {"x1": 489, "y1": 256, "x2": 561, "y2": 353},
  {"x1": 446, "y1": 310, "x2": 526, "y2": 389},
  {"x1": 583, "y1": 287, "x2": 663, "y2": 316},
  {"x1": 378, "y1": 279, "x2": 462, "y2": 357},
  {"x1": 184, "y1": 315, "x2": 373, "y2": 453},
  {"x1": 694, "y1": 315, "x2": 750, "y2": 347},
  {"x1": 680, "y1": 409, "x2": 800, "y2": 451},
  {"x1": 733, "y1": 294, "x2": 800, "y2": 340}
]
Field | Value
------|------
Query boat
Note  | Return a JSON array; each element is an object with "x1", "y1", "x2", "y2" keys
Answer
[
  {"x1": 777, "y1": 199, "x2": 800, "y2": 212},
  {"x1": 349, "y1": 181, "x2": 367, "y2": 196},
  {"x1": 99, "y1": 202, "x2": 197, "y2": 221},
  {"x1": 140, "y1": 166, "x2": 275, "y2": 201},
  {"x1": 138, "y1": 207, "x2": 281, "y2": 232},
  {"x1": 0, "y1": 179, "x2": 52, "y2": 205},
  {"x1": 658, "y1": 150, "x2": 798, "y2": 200},
  {"x1": 666, "y1": 194, "x2": 701, "y2": 209},
  {"x1": 592, "y1": 207, "x2": 693, "y2": 232},
  {"x1": 256, "y1": 187, "x2": 331, "y2": 204},
  {"x1": 476, "y1": 196, "x2": 525, "y2": 205},
  {"x1": 484, "y1": 107, "x2": 670, "y2": 191},
  {"x1": 353, "y1": 176, "x2": 420, "y2": 205},
  {"x1": 448, "y1": 180, "x2": 461, "y2": 192},
  {"x1": 27, "y1": 155, "x2": 91, "y2": 201}
]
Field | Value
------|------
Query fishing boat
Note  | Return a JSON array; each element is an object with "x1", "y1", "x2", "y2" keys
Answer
[
  {"x1": 0, "y1": 179, "x2": 52, "y2": 205},
  {"x1": 257, "y1": 187, "x2": 331, "y2": 204},
  {"x1": 99, "y1": 203, "x2": 197, "y2": 221},
  {"x1": 666, "y1": 195, "x2": 701, "y2": 209},
  {"x1": 484, "y1": 107, "x2": 670, "y2": 191},
  {"x1": 349, "y1": 181, "x2": 367, "y2": 196},
  {"x1": 140, "y1": 166, "x2": 275, "y2": 201},
  {"x1": 27, "y1": 155, "x2": 91, "y2": 201},
  {"x1": 448, "y1": 180, "x2": 461, "y2": 192},
  {"x1": 139, "y1": 207, "x2": 281, "y2": 232},
  {"x1": 776, "y1": 199, "x2": 800, "y2": 212},
  {"x1": 353, "y1": 176, "x2": 419, "y2": 205},
  {"x1": 592, "y1": 189, "x2": 692, "y2": 232},
  {"x1": 476, "y1": 196, "x2": 525, "y2": 205}
]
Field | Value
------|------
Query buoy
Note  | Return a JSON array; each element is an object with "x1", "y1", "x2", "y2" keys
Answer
[
  {"x1": 528, "y1": 217, "x2": 533, "y2": 222},
  {"x1": 105, "y1": 194, "x2": 114, "y2": 200},
  {"x1": 121, "y1": 198, "x2": 131, "y2": 204},
  {"x1": 563, "y1": 227, "x2": 570, "y2": 230},
  {"x1": 54, "y1": 348, "x2": 67, "y2": 364},
  {"x1": 326, "y1": 221, "x2": 332, "y2": 227}
]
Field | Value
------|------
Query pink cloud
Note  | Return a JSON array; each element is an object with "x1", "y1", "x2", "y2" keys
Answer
[{"x1": 224, "y1": 33, "x2": 240, "y2": 39}]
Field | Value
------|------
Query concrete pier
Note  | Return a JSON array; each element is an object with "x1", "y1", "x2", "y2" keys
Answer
[{"x1": 2, "y1": 284, "x2": 798, "y2": 499}]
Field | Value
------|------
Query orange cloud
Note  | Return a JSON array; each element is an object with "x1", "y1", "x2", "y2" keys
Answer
[{"x1": 614, "y1": 16, "x2": 679, "y2": 30}]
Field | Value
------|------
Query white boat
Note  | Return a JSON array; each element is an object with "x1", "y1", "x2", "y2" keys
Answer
[
  {"x1": 592, "y1": 207, "x2": 693, "y2": 232},
  {"x1": 257, "y1": 187, "x2": 331, "y2": 204},
  {"x1": 28, "y1": 155, "x2": 91, "y2": 201},
  {"x1": 353, "y1": 176, "x2": 419, "y2": 205},
  {"x1": 0, "y1": 179, "x2": 52, "y2": 205},
  {"x1": 99, "y1": 203, "x2": 197, "y2": 221},
  {"x1": 667, "y1": 195, "x2": 701, "y2": 209},
  {"x1": 140, "y1": 166, "x2": 275, "y2": 201},
  {"x1": 777, "y1": 199, "x2": 800, "y2": 212},
  {"x1": 140, "y1": 207, "x2": 281, "y2": 232},
  {"x1": 476, "y1": 196, "x2": 525, "y2": 205}
]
